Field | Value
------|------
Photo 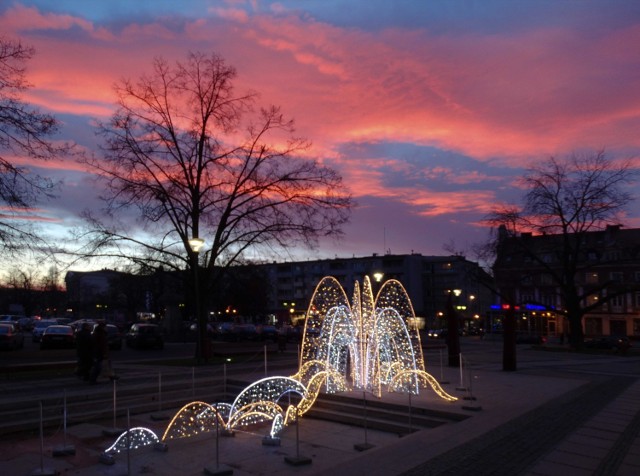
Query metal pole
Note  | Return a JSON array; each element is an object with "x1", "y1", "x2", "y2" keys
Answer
[
  {"x1": 193, "y1": 251, "x2": 204, "y2": 363},
  {"x1": 126, "y1": 409, "x2": 131, "y2": 476},
  {"x1": 223, "y1": 363, "x2": 227, "y2": 397},
  {"x1": 39, "y1": 401, "x2": 44, "y2": 472},
  {"x1": 363, "y1": 391, "x2": 368, "y2": 445},
  {"x1": 295, "y1": 406, "x2": 300, "y2": 458},
  {"x1": 158, "y1": 372, "x2": 162, "y2": 411},
  {"x1": 113, "y1": 379, "x2": 117, "y2": 429},
  {"x1": 215, "y1": 407, "x2": 220, "y2": 469},
  {"x1": 191, "y1": 367, "x2": 195, "y2": 398},
  {"x1": 63, "y1": 390, "x2": 68, "y2": 447},
  {"x1": 408, "y1": 393, "x2": 413, "y2": 433},
  {"x1": 264, "y1": 345, "x2": 267, "y2": 376},
  {"x1": 459, "y1": 353, "x2": 464, "y2": 388}
]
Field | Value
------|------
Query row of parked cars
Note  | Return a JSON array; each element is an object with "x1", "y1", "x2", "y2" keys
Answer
[
  {"x1": 0, "y1": 322, "x2": 25, "y2": 350},
  {"x1": 0, "y1": 318, "x2": 164, "y2": 351}
]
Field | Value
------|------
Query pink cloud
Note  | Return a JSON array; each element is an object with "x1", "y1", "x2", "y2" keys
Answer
[{"x1": 2, "y1": 3, "x2": 638, "y2": 231}]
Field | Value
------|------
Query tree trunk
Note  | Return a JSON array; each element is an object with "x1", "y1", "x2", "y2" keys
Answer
[
  {"x1": 567, "y1": 312, "x2": 585, "y2": 350},
  {"x1": 503, "y1": 306, "x2": 517, "y2": 371},
  {"x1": 446, "y1": 294, "x2": 460, "y2": 367}
]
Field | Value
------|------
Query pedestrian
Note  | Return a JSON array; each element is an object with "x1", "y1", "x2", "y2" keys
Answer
[
  {"x1": 75, "y1": 322, "x2": 93, "y2": 381},
  {"x1": 89, "y1": 322, "x2": 109, "y2": 384}
]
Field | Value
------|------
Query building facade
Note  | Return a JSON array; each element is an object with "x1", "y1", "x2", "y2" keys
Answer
[
  {"x1": 492, "y1": 225, "x2": 640, "y2": 340},
  {"x1": 253, "y1": 253, "x2": 493, "y2": 331},
  {"x1": 64, "y1": 253, "x2": 494, "y2": 334}
]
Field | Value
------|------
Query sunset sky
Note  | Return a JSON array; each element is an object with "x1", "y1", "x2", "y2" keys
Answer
[{"x1": 3, "y1": 0, "x2": 640, "y2": 266}]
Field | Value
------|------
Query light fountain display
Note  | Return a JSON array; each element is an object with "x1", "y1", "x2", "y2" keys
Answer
[{"x1": 105, "y1": 275, "x2": 456, "y2": 454}]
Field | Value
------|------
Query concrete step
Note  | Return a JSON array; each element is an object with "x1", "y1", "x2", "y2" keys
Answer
[{"x1": 305, "y1": 393, "x2": 469, "y2": 435}]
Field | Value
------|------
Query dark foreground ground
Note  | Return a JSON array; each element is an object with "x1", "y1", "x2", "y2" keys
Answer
[{"x1": 1, "y1": 337, "x2": 639, "y2": 475}]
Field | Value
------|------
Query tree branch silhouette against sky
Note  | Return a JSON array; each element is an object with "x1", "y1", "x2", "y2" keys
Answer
[{"x1": 1, "y1": 0, "x2": 639, "y2": 268}]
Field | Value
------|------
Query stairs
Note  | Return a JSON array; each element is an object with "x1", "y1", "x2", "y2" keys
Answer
[{"x1": 306, "y1": 393, "x2": 469, "y2": 436}]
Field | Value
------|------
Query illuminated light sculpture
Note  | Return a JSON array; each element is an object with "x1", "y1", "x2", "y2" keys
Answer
[
  {"x1": 105, "y1": 427, "x2": 160, "y2": 454},
  {"x1": 299, "y1": 276, "x2": 450, "y2": 400},
  {"x1": 227, "y1": 377, "x2": 307, "y2": 430},
  {"x1": 104, "y1": 275, "x2": 455, "y2": 452},
  {"x1": 162, "y1": 401, "x2": 223, "y2": 441},
  {"x1": 389, "y1": 370, "x2": 458, "y2": 402}
]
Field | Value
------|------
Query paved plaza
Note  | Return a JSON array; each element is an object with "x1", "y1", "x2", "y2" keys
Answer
[{"x1": 1, "y1": 339, "x2": 639, "y2": 475}]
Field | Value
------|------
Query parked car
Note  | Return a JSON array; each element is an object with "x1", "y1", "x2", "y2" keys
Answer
[
  {"x1": 0, "y1": 314, "x2": 22, "y2": 323},
  {"x1": 92, "y1": 323, "x2": 123, "y2": 350},
  {"x1": 467, "y1": 326, "x2": 485, "y2": 337},
  {"x1": 584, "y1": 336, "x2": 631, "y2": 353},
  {"x1": 40, "y1": 325, "x2": 76, "y2": 349},
  {"x1": 31, "y1": 319, "x2": 58, "y2": 343},
  {"x1": 189, "y1": 322, "x2": 215, "y2": 337},
  {"x1": 69, "y1": 319, "x2": 96, "y2": 332},
  {"x1": 255, "y1": 324, "x2": 278, "y2": 342},
  {"x1": 126, "y1": 323, "x2": 164, "y2": 349},
  {"x1": 428, "y1": 328, "x2": 465, "y2": 339},
  {"x1": 17, "y1": 317, "x2": 34, "y2": 332},
  {"x1": 0, "y1": 323, "x2": 25, "y2": 350},
  {"x1": 215, "y1": 322, "x2": 237, "y2": 341}
]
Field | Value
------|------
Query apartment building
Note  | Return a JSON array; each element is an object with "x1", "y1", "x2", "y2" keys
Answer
[{"x1": 492, "y1": 225, "x2": 640, "y2": 339}]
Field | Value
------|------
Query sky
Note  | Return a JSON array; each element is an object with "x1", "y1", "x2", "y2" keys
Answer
[{"x1": 2, "y1": 0, "x2": 640, "y2": 268}]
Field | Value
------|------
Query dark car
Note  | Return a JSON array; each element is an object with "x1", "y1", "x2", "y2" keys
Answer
[
  {"x1": 428, "y1": 328, "x2": 464, "y2": 339},
  {"x1": 189, "y1": 322, "x2": 215, "y2": 337},
  {"x1": 40, "y1": 325, "x2": 75, "y2": 349},
  {"x1": 428, "y1": 328, "x2": 446, "y2": 339},
  {"x1": 31, "y1": 319, "x2": 58, "y2": 343},
  {"x1": 0, "y1": 323, "x2": 25, "y2": 350},
  {"x1": 256, "y1": 324, "x2": 278, "y2": 342},
  {"x1": 585, "y1": 336, "x2": 631, "y2": 353},
  {"x1": 17, "y1": 317, "x2": 34, "y2": 332},
  {"x1": 126, "y1": 323, "x2": 164, "y2": 349},
  {"x1": 93, "y1": 323, "x2": 122, "y2": 350}
]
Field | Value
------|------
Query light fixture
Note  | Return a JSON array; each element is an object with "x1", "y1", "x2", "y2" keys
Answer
[{"x1": 188, "y1": 237, "x2": 205, "y2": 253}]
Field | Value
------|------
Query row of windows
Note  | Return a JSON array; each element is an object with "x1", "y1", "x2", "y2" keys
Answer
[
  {"x1": 519, "y1": 249, "x2": 627, "y2": 264},
  {"x1": 521, "y1": 271, "x2": 640, "y2": 286},
  {"x1": 584, "y1": 292, "x2": 640, "y2": 311}
]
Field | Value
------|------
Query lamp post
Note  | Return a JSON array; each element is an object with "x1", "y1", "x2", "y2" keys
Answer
[
  {"x1": 446, "y1": 290, "x2": 461, "y2": 367},
  {"x1": 372, "y1": 271, "x2": 384, "y2": 299},
  {"x1": 189, "y1": 237, "x2": 205, "y2": 363}
]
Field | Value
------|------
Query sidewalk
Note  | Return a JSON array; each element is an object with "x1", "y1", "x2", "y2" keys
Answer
[{"x1": 1, "y1": 346, "x2": 639, "y2": 475}]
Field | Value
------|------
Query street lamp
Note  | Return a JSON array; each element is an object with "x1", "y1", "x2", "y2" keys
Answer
[
  {"x1": 189, "y1": 237, "x2": 205, "y2": 253},
  {"x1": 189, "y1": 237, "x2": 206, "y2": 362}
]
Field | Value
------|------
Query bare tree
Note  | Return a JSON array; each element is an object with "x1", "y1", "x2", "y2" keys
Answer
[
  {"x1": 0, "y1": 37, "x2": 70, "y2": 255},
  {"x1": 486, "y1": 151, "x2": 637, "y2": 349},
  {"x1": 76, "y1": 52, "x2": 353, "y2": 360}
]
